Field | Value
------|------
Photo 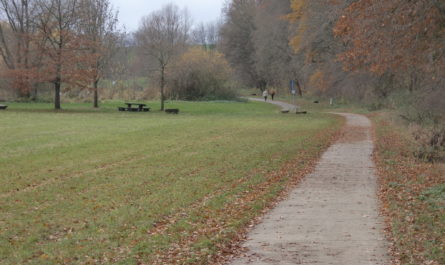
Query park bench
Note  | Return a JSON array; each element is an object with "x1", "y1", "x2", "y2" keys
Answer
[
  {"x1": 165, "y1": 108, "x2": 179, "y2": 114},
  {"x1": 0, "y1": 105, "x2": 8, "y2": 110},
  {"x1": 281, "y1": 110, "x2": 307, "y2": 114}
]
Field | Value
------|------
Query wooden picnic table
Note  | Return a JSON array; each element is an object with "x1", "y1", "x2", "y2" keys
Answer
[
  {"x1": 119, "y1": 103, "x2": 150, "y2": 112},
  {"x1": 125, "y1": 102, "x2": 146, "y2": 110}
]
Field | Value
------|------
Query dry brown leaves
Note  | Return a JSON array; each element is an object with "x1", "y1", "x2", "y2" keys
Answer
[{"x1": 372, "y1": 114, "x2": 445, "y2": 265}]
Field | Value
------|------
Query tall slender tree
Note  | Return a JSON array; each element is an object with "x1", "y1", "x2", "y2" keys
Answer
[
  {"x1": 78, "y1": 0, "x2": 119, "y2": 108},
  {"x1": 220, "y1": 0, "x2": 259, "y2": 88},
  {"x1": 253, "y1": 0, "x2": 294, "y2": 89},
  {"x1": 136, "y1": 4, "x2": 190, "y2": 111}
]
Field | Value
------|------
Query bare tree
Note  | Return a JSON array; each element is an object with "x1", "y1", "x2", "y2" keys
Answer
[
  {"x1": 135, "y1": 4, "x2": 190, "y2": 110},
  {"x1": 206, "y1": 21, "x2": 221, "y2": 47},
  {"x1": 78, "y1": 0, "x2": 119, "y2": 108},
  {"x1": 253, "y1": 0, "x2": 294, "y2": 89},
  {"x1": 220, "y1": 0, "x2": 260, "y2": 88},
  {"x1": 192, "y1": 21, "x2": 221, "y2": 49},
  {"x1": 192, "y1": 22, "x2": 207, "y2": 46}
]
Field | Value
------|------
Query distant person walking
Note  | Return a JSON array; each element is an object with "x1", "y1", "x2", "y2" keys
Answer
[
  {"x1": 263, "y1": 90, "x2": 268, "y2": 102},
  {"x1": 270, "y1": 90, "x2": 276, "y2": 101}
]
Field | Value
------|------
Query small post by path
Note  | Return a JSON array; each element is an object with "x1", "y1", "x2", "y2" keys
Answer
[{"x1": 290, "y1": 80, "x2": 297, "y2": 112}]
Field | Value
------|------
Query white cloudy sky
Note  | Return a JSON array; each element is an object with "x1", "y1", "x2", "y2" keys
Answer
[{"x1": 109, "y1": 0, "x2": 226, "y2": 32}]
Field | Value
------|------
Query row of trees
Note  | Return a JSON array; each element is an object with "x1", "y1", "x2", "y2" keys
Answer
[
  {"x1": 1, "y1": 1, "x2": 231, "y2": 110},
  {"x1": 220, "y1": 0, "x2": 297, "y2": 91},
  {"x1": 334, "y1": 0, "x2": 445, "y2": 122},
  {"x1": 2, "y1": 0, "x2": 443, "y2": 118},
  {"x1": 0, "y1": 0, "x2": 119, "y2": 109},
  {"x1": 219, "y1": 0, "x2": 444, "y2": 122},
  {"x1": 218, "y1": 0, "x2": 443, "y2": 159}
]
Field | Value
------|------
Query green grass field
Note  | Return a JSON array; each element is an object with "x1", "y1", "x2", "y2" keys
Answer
[{"x1": 0, "y1": 101, "x2": 341, "y2": 264}]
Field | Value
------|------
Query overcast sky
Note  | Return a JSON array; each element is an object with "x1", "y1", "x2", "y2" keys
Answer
[{"x1": 109, "y1": 0, "x2": 226, "y2": 32}]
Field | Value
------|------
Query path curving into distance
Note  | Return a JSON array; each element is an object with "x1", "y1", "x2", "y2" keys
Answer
[
  {"x1": 228, "y1": 108, "x2": 390, "y2": 265},
  {"x1": 248, "y1": 97, "x2": 297, "y2": 112}
]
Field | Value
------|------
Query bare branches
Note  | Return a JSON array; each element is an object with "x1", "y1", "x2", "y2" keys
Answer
[
  {"x1": 78, "y1": 0, "x2": 120, "y2": 107},
  {"x1": 135, "y1": 3, "x2": 190, "y2": 110}
]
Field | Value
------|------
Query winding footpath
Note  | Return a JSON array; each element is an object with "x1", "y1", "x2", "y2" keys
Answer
[
  {"x1": 229, "y1": 100, "x2": 390, "y2": 265},
  {"x1": 248, "y1": 97, "x2": 297, "y2": 111}
]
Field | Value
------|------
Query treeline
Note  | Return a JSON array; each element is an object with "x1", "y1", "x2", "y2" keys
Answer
[
  {"x1": 1, "y1": 0, "x2": 444, "y2": 123},
  {"x1": 219, "y1": 0, "x2": 444, "y2": 159},
  {"x1": 0, "y1": 0, "x2": 120, "y2": 109},
  {"x1": 220, "y1": 0, "x2": 444, "y2": 121},
  {"x1": 0, "y1": 1, "x2": 233, "y2": 109}
]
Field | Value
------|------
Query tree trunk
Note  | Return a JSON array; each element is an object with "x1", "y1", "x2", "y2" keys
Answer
[
  {"x1": 55, "y1": 47, "x2": 62, "y2": 110},
  {"x1": 93, "y1": 79, "x2": 99, "y2": 108},
  {"x1": 54, "y1": 77, "x2": 61, "y2": 110},
  {"x1": 160, "y1": 66, "x2": 165, "y2": 111},
  {"x1": 296, "y1": 80, "x2": 303, "y2": 97},
  {"x1": 32, "y1": 84, "x2": 38, "y2": 101}
]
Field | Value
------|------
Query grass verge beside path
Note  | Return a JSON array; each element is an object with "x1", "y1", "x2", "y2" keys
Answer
[
  {"x1": 0, "y1": 101, "x2": 341, "y2": 264},
  {"x1": 372, "y1": 114, "x2": 445, "y2": 265}
]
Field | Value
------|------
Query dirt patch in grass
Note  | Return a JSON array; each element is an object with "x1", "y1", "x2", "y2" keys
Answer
[{"x1": 372, "y1": 114, "x2": 445, "y2": 265}]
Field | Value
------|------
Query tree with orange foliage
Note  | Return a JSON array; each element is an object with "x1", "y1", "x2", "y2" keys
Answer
[
  {"x1": 334, "y1": 0, "x2": 445, "y2": 93},
  {"x1": 0, "y1": 0, "x2": 40, "y2": 98},
  {"x1": 35, "y1": 0, "x2": 96, "y2": 109}
]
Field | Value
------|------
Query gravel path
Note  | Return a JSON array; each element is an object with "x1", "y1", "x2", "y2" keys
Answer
[
  {"x1": 228, "y1": 110, "x2": 390, "y2": 265},
  {"x1": 248, "y1": 98, "x2": 297, "y2": 112}
]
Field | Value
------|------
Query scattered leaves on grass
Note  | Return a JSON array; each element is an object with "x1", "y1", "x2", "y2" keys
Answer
[
  {"x1": 131, "y1": 126, "x2": 343, "y2": 265},
  {"x1": 372, "y1": 114, "x2": 445, "y2": 265}
]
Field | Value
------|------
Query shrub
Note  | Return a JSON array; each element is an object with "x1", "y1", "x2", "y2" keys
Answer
[
  {"x1": 411, "y1": 124, "x2": 445, "y2": 162},
  {"x1": 167, "y1": 47, "x2": 236, "y2": 101}
]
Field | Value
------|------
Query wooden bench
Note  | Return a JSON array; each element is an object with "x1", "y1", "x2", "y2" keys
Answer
[
  {"x1": 165, "y1": 108, "x2": 179, "y2": 114},
  {"x1": 0, "y1": 105, "x2": 8, "y2": 110}
]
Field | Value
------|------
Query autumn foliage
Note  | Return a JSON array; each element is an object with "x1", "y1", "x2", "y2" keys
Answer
[
  {"x1": 0, "y1": 0, "x2": 118, "y2": 109},
  {"x1": 334, "y1": 0, "x2": 445, "y2": 76}
]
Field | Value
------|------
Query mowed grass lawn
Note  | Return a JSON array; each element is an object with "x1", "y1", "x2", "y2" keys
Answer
[{"x1": 0, "y1": 101, "x2": 341, "y2": 264}]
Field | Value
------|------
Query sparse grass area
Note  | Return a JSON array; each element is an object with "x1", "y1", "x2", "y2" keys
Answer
[
  {"x1": 0, "y1": 100, "x2": 341, "y2": 264},
  {"x1": 373, "y1": 114, "x2": 445, "y2": 265}
]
